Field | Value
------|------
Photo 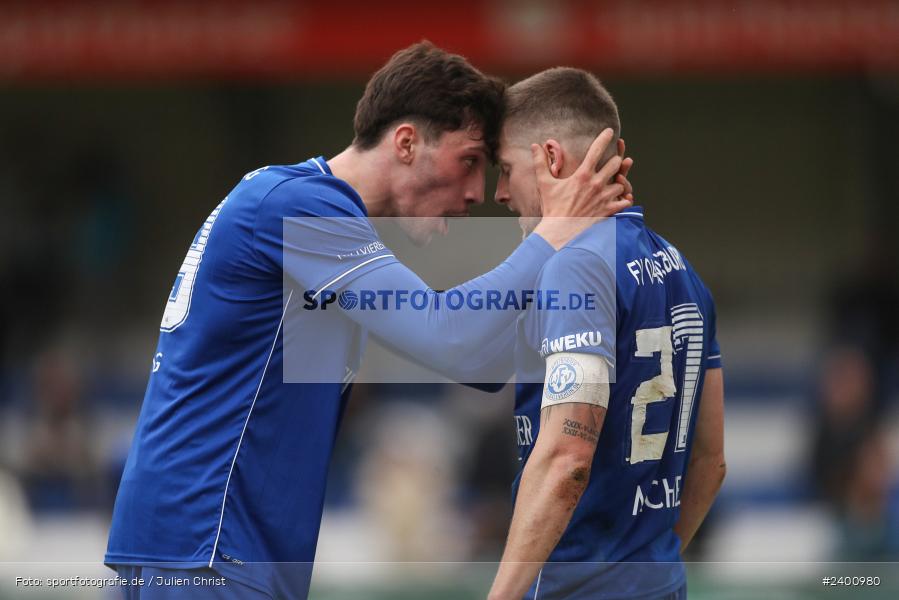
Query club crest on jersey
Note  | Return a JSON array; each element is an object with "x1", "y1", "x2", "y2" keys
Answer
[{"x1": 544, "y1": 356, "x2": 584, "y2": 402}]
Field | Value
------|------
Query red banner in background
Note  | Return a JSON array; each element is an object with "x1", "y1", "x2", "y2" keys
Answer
[{"x1": 1, "y1": 0, "x2": 898, "y2": 81}]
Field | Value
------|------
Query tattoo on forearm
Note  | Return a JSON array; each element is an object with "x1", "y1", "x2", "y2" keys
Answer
[{"x1": 562, "y1": 418, "x2": 599, "y2": 444}]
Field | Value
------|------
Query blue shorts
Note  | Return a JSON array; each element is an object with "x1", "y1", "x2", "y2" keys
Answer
[
  {"x1": 527, "y1": 562, "x2": 687, "y2": 600},
  {"x1": 114, "y1": 566, "x2": 272, "y2": 600}
]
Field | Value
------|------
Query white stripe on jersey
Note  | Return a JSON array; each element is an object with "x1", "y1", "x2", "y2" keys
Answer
[
  {"x1": 312, "y1": 254, "x2": 395, "y2": 300},
  {"x1": 209, "y1": 290, "x2": 294, "y2": 567}
]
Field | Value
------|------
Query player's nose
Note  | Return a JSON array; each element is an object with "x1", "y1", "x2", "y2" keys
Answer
[
  {"x1": 494, "y1": 181, "x2": 510, "y2": 206},
  {"x1": 465, "y1": 182, "x2": 486, "y2": 206}
]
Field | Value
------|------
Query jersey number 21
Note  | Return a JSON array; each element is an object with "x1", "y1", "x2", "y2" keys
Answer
[{"x1": 628, "y1": 304, "x2": 705, "y2": 464}]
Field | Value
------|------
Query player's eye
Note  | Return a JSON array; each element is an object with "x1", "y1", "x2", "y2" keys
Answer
[{"x1": 463, "y1": 156, "x2": 477, "y2": 169}]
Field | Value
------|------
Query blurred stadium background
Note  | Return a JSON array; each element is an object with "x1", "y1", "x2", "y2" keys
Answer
[{"x1": 1, "y1": 1, "x2": 898, "y2": 598}]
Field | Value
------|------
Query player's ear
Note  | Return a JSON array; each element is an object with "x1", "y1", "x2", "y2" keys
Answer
[
  {"x1": 544, "y1": 139, "x2": 564, "y2": 178},
  {"x1": 393, "y1": 123, "x2": 417, "y2": 164}
]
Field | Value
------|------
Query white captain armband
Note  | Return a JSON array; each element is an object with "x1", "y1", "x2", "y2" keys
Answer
[{"x1": 542, "y1": 352, "x2": 611, "y2": 409}]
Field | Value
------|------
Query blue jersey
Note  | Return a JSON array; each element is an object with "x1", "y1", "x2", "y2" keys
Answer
[
  {"x1": 106, "y1": 158, "x2": 398, "y2": 597},
  {"x1": 513, "y1": 207, "x2": 721, "y2": 599},
  {"x1": 107, "y1": 157, "x2": 555, "y2": 599}
]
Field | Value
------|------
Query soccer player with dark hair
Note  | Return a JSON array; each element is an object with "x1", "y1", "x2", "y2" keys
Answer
[
  {"x1": 489, "y1": 68, "x2": 726, "y2": 600},
  {"x1": 105, "y1": 45, "x2": 633, "y2": 599}
]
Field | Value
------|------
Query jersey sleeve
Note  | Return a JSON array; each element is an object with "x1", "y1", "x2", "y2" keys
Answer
[
  {"x1": 258, "y1": 172, "x2": 556, "y2": 384},
  {"x1": 532, "y1": 247, "x2": 617, "y2": 370},
  {"x1": 253, "y1": 176, "x2": 398, "y2": 291},
  {"x1": 343, "y1": 234, "x2": 553, "y2": 383}
]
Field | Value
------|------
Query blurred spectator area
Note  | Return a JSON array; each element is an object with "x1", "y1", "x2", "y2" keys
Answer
[{"x1": 0, "y1": 0, "x2": 898, "y2": 573}]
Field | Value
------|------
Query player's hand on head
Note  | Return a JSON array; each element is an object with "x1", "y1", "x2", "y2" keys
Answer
[
  {"x1": 531, "y1": 128, "x2": 634, "y2": 249},
  {"x1": 532, "y1": 128, "x2": 632, "y2": 219}
]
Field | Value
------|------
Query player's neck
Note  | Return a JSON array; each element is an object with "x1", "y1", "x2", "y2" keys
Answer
[{"x1": 328, "y1": 146, "x2": 393, "y2": 217}]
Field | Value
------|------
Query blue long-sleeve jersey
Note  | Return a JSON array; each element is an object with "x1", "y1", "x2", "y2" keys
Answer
[
  {"x1": 513, "y1": 208, "x2": 722, "y2": 600},
  {"x1": 106, "y1": 157, "x2": 553, "y2": 598}
]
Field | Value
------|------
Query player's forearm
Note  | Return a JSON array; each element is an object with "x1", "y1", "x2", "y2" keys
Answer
[
  {"x1": 673, "y1": 454, "x2": 726, "y2": 552},
  {"x1": 350, "y1": 234, "x2": 551, "y2": 378},
  {"x1": 359, "y1": 288, "x2": 516, "y2": 382},
  {"x1": 437, "y1": 318, "x2": 515, "y2": 383},
  {"x1": 489, "y1": 452, "x2": 589, "y2": 600}
]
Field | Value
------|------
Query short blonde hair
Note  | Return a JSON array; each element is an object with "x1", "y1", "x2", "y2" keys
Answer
[{"x1": 504, "y1": 67, "x2": 620, "y2": 159}]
